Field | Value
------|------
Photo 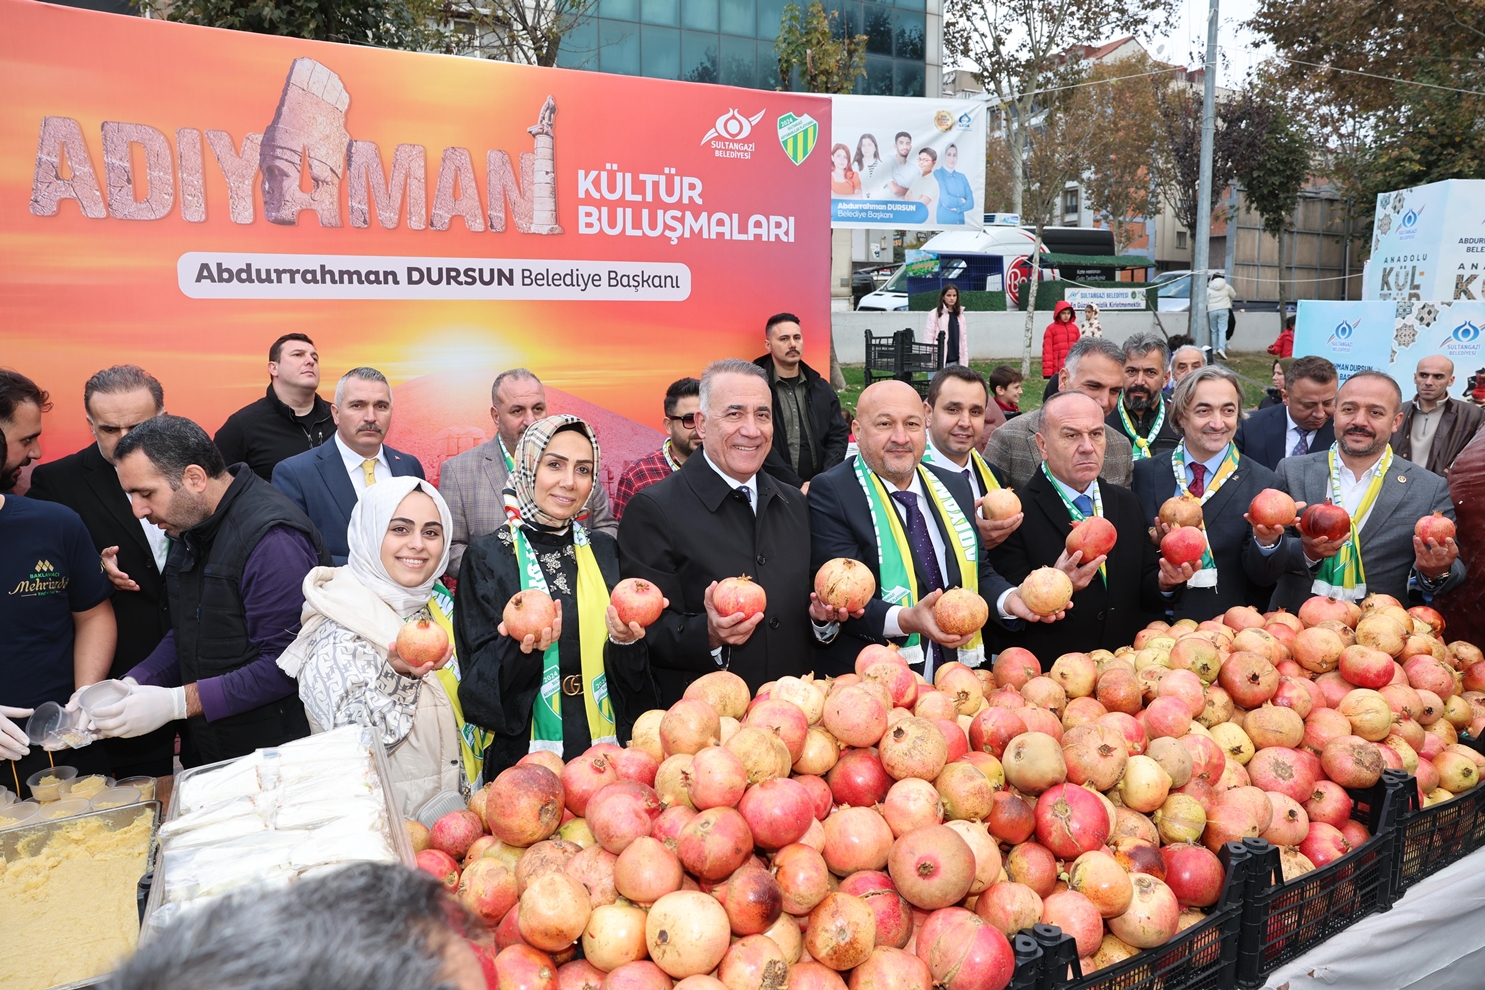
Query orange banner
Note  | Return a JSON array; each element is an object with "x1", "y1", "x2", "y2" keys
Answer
[{"x1": 0, "y1": 0, "x2": 831, "y2": 490}]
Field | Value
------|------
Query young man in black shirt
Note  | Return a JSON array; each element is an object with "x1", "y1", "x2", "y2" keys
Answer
[{"x1": 214, "y1": 333, "x2": 334, "y2": 480}]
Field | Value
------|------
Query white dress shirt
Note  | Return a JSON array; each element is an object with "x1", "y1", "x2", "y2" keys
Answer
[
  {"x1": 1285, "y1": 411, "x2": 1314, "y2": 458},
  {"x1": 138, "y1": 508, "x2": 170, "y2": 570},
  {"x1": 925, "y1": 438, "x2": 987, "y2": 498},
  {"x1": 335, "y1": 433, "x2": 390, "y2": 492},
  {"x1": 703, "y1": 450, "x2": 757, "y2": 512},
  {"x1": 1335, "y1": 456, "x2": 1384, "y2": 531}
]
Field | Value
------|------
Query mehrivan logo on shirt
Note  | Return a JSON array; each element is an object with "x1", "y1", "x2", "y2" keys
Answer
[{"x1": 11, "y1": 560, "x2": 69, "y2": 596}]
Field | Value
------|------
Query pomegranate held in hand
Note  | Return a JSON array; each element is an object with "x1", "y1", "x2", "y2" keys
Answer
[
  {"x1": 1415, "y1": 513, "x2": 1456, "y2": 545},
  {"x1": 934, "y1": 588, "x2": 989, "y2": 636},
  {"x1": 505, "y1": 589, "x2": 558, "y2": 641},
  {"x1": 1158, "y1": 496, "x2": 1204, "y2": 529},
  {"x1": 814, "y1": 558, "x2": 877, "y2": 612},
  {"x1": 1019, "y1": 567, "x2": 1073, "y2": 616},
  {"x1": 981, "y1": 488, "x2": 1022, "y2": 521},
  {"x1": 1161, "y1": 527, "x2": 1207, "y2": 568},
  {"x1": 1066, "y1": 516, "x2": 1117, "y2": 560},
  {"x1": 1248, "y1": 488, "x2": 1298, "y2": 528},
  {"x1": 397, "y1": 616, "x2": 449, "y2": 667},
  {"x1": 1298, "y1": 502, "x2": 1350, "y2": 542},
  {"x1": 714, "y1": 576, "x2": 767, "y2": 619},
  {"x1": 611, "y1": 578, "x2": 665, "y2": 627}
]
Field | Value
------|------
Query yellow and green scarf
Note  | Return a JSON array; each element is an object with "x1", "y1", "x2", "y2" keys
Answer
[
  {"x1": 1170, "y1": 442, "x2": 1240, "y2": 589},
  {"x1": 1312, "y1": 444, "x2": 1392, "y2": 602}
]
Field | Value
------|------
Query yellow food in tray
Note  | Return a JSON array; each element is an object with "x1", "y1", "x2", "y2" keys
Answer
[{"x1": 0, "y1": 808, "x2": 153, "y2": 990}]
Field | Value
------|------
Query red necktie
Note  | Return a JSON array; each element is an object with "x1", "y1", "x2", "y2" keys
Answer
[{"x1": 1189, "y1": 462, "x2": 1206, "y2": 498}]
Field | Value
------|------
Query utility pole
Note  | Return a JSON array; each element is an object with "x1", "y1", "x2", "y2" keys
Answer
[{"x1": 1190, "y1": 0, "x2": 1219, "y2": 356}]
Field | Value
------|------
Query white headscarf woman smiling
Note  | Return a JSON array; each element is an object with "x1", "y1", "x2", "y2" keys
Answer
[{"x1": 280, "y1": 477, "x2": 487, "y2": 816}]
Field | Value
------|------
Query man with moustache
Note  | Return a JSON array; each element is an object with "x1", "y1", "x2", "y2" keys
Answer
[
  {"x1": 27, "y1": 366, "x2": 177, "y2": 777},
  {"x1": 613, "y1": 377, "x2": 700, "y2": 519},
  {"x1": 1132, "y1": 366, "x2": 1287, "y2": 622},
  {"x1": 989, "y1": 390, "x2": 1190, "y2": 662},
  {"x1": 985, "y1": 337, "x2": 1135, "y2": 486},
  {"x1": 272, "y1": 367, "x2": 424, "y2": 566},
  {"x1": 1391, "y1": 354, "x2": 1484, "y2": 480},
  {"x1": 753, "y1": 313, "x2": 849, "y2": 491},
  {"x1": 919, "y1": 366, "x2": 1022, "y2": 550},
  {"x1": 1235, "y1": 355, "x2": 1338, "y2": 469},
  {"x1": 215, "y1": 334, "x2": 334, "y2": 481},
  {"x1": 0, "y1": 370, "x2": 116, "y2": 794},
  {"x1": 1107, "y1": 332, "x2": 1182, "y2": 461},
  {"x1": 808, "y1": 380, "x2": 1054, "y2": 677},
  {"x1": 1261, "y1": 371, "x2": 1463, "y2": 612},
  {"x1": 440, "y1": 369, "x2": 618, "y2": 579},
  {"x1": 104, "y1": 416, "x2": 328, "y2": 765},
  {"x1": 619, "y1": 360, "x2": 838, "y2": 704}
]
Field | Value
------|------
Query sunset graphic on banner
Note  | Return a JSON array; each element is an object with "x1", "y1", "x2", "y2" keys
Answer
[{"x1": 0, "y1": 0, "x2": 831, "y2": 492}]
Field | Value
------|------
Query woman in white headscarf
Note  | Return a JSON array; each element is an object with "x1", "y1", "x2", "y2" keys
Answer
[
  {"x1": 279, "y1": 477, "x2": 489, "y2": 817},
  {"x1": 455, "y1": 415, "x2": 663, "y2": 778}
]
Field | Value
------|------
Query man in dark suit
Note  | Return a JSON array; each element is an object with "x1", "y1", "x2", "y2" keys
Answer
[
  {"x1": 1235, "y1": 355, "x2": 1337, "y2": 470},
  {"x1": 619, "y1": 359, "x2": 830, "y2": 705},
  {"x1": 989, "y1": 391, "x2": 1193, "y2": 666},
  {"x1": 1107, "y1": 332, "x2": 1183, "y2": 461},
  {"x1": 272, "y1": 367, "x2": 423, "y2": 565},
  {"x1": 809, "y1": 380, "x2": 1052, "y2": 677},
  {"x1": 1260, "y1": 371, "x2": 1464, "y2": 613},
  {"x1": 26, "y1": 365, "x2": 177, "y2": 777},
  {"x1": 1132, "y1": 366, "x2": 1288, "y2": 622}
]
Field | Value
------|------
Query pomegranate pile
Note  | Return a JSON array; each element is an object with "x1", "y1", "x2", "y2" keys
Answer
[{"x1": 412, "y1": 591, "x2": 1485, "y2": 989}]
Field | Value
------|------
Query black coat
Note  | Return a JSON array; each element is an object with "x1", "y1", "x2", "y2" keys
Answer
[
  {"x1": 454, "y1": 527, "x2": 660, "y2": 778},
  {"x1": 618, "y1": 453, "x2": 816, "y2": 705},
  {"x1": 1234, "y1": 404, "x2": 1335, "y2": 471},
  {"x1": 26, "y1": 443, "x2": 177, "y2": 772},
  {"x1": 1131, "y1": 449, "x2": 1289, "y2": 622},
  {"x1": 807, "y1": 457, "x2": 1016, "y2": 676},
  {"x1": 987, "y1": 470, "x2": 1166, "y2": 667},
  {"x1": 1106, "y1": 398, "x2": 1183, "y2": 459},
  {"x1": 215, "y1": 385, "x2": 335, "y2": 481},
  {"x1": 753, "y1": 356, "x2": 850, "y2": 487}
]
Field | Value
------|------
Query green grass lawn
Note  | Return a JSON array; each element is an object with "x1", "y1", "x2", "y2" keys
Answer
[{"x1": 836, "y1": 352, "x2": 1279, "y2": 416}]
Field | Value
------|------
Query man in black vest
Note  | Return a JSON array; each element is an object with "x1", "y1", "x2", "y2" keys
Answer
[
  {"x1": 95, "y1": 416, "x2": 329, "y2": 766},
  {"x1": 27, "y1": 365, "x2": 177, "y2": 777}
]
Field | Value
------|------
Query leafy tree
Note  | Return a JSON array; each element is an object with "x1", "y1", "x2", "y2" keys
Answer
[
  {"x1": 945, "y1": 0, "x2": 1178, "y2": 215},
  {"x1": 438, "y1": 0, "x2": 601, "y2": 66},
  {"x1": 1072, "y1": 56, "x2": 1162, "y2": 252},
  {"x1": 142, "y1": 0, "x2": 445, "y2": 50},
  {"x1": 1234, "y1": 99, "x2": 1311, "y2": 313},
  {"x1": 1150, "y1": 84, "x2": 1267, "y2": 237},
  {"x1": 773, "y1": 2, "x2": 868, "y2": 94}
]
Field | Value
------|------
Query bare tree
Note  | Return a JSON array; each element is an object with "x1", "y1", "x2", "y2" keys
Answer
[
  {"x1": 438, "y1": 0, "x2": 600, "y2": 66},
  {"x1": 945, "y1": 0, "x2": 1177, "y2": 216}
]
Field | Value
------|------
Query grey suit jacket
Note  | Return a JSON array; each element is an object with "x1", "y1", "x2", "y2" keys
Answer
[
  {"x1": 438, "y1": 436, "x2": 618, "y2": 579},
  {"x1": 1266, "y1": 450, "x2": 1465, "y2": 612},
  {"x1": 983, "y1": 407, "x2": 1134, "y2": 488}
]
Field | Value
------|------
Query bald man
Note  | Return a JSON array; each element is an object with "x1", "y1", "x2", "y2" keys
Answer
[
  {"x1": 1392, "y1": 355, "x2": 1484, "y2": 480},
  {"x1": 987, "y1": 391, "x2": 1185, "y2": 665},
  {"x1": 807, "y1": 381, "x2": 1055, "y2": 678}
]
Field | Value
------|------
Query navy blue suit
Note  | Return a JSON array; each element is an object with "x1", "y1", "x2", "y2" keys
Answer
[
  {"x1": 1234, "y1": 404, "x2": 1334, "y2": 471},
  {"x1": 807, "y1": 456, "x2": 1015, "y2": 676},
  {"x1": 271, "y1": 439, "x2": 425, "y2": 564}
]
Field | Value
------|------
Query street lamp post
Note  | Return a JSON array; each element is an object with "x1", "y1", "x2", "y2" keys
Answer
[{"x1": 1190, "y1": 0, "x2": 1220, "y2": 356}]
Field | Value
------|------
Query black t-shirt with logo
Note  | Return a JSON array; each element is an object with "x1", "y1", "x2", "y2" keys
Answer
[{"x1": 1, "y1": 495, "x2": 113, "y2": 709}]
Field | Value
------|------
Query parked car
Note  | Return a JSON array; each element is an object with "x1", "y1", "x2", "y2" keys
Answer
[{"x1": 1152, "y1": 270, "x2": 1194, "y2": 312}]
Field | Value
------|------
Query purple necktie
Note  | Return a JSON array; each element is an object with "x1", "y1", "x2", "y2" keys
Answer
[
  {"x1": 891, "y1": 490, "x2": 946, "y2": 675},
  {"x1": 1291, "y1": 430, "x2": 1310, "y2": 458}
]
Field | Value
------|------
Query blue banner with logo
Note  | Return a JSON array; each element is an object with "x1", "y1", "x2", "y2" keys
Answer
[
  {"x1": 1294, "y1": 300, "x2": 1398, "y2": 386},
  {"x1": 827, "y1": 95, "x2": 986, "y2": 231},
  {"x1": 1297, "y1": 299, "x2": 1485, "y2": 399}
]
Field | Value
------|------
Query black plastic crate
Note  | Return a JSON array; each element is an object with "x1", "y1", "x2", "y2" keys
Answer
[
  {"x1": 1035, "y1": 843, "x2": 1251, "y2": 990},
  {"x1": 1391, "y1": 732, "x2": 1485, "y2": 896},
  {"x1": 1008, "y1": 930, "x2": 1046, "y2": 990},
  {"x1": 1234, "y1": 771, "x2": 1411, "y2": 988}
]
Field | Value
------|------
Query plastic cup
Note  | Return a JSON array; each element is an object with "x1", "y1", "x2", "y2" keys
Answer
[
  {"x1": 27, "y1": 765, "x2": 78, "y2": 803},
  {"x1": 116, "y1": 776, "x2": 156, "y2": 801},
  {"x1": 67, "y1": 774, "x2": 113, "y2": 800},
  {"x1": 90, "y1": 786, "x2": 142, "y2": 810},
  {"x1": 25, "y1": 703, "x2": 95, "y2": 751},
  {"x1": 0, "y1": 801, "x2": 39, "y2": 829},
  {"x1": 37, "y1": 797, "x2": 92, "y2": 821},
  {"x1": 78, "y1": 680, "x2": 129, "y2": 716}
]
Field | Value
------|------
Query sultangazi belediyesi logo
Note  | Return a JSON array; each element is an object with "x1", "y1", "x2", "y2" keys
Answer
[
  {"x1": 1440, "y1": 320, "x2": 1482, "y2": 356},
  {"x1": 1397, "y1": 207, "x2": 1423, "y2": 242},
  {"x1": 701, "y1": 109, "x2": 766, "y2": 159},
  {"x1": 1327, "y1": 318, "x2": 1360, "y2": 350}
]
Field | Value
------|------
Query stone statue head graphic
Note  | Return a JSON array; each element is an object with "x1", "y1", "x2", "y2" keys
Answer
[{"x1": 260, "y1": 58, "x2": 350, "y2": 226}]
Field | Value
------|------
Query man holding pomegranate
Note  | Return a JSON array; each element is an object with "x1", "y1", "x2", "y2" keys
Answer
[
  {"x1": 618, "y1": 360, "x2": 824, "y2": 705},
  {"x1": 807, "y1": 380, "x2": 1050, "y2": 678},
  {"x1": 989, "y1": 391, "x2": 1192, "y2": 662},
  {"x1": 984, "y1": 337, "x2": 1135, "y2": 488},
  {"x1": 920, "y1": 366, "x2": 1022, "y2": 550},
  {"x1": 1132, "y1": 366, "x2": 1287, "y2": 622},
  {"x1": 1259, "y1": 371, "x2": 1463, "y2": 612}
]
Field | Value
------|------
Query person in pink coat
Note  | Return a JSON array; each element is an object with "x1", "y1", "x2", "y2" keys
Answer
[{"x1": 922, "y1": 285, "x2": 968, "y2": 366}]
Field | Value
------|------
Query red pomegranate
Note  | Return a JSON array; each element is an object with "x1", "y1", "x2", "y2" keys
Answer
[
  {"x1": 1066, "y1": 516, "x2": 1117, "y2": 560},
  {"x1": 821, "y1": 806, "x2": 895, "y2": 876},
  {"x1": 1160, "y1": 526, "x2": 1208, "y2": 568},
  {"x1": 504, "y1": 590, "x2": 558, "y2": 641},
  {"x1": 916, "y1": 909, "x2": 1015, "y2": 990},
  {"x1": 1298, "y1": 502, "x2": 1350, "y2": 542},
  {"x1": 488, "y1": 765, "x2": 565, "y2": 848},
  {"x1": 886, "y1": 825, "x2": 976, "y2": 910},
  {"x1": 933, "y1": 589, "x2": 989, "y2": 636},
  {"x1": 714, "y1": 577, "x2": 767, "y2": 620},
  {"x1": 1414, "y1": 512, "x2": 1456, "y2": 545},
  {"x1": 417, "y1": 848, "x2": 461, "y2": 891},
  {"x1": 738, "y1": 778, "x2": 815, "y2": 849},
  {"x1": 611, "y1": 578, "x2": 665, "y2": 628},
  {"x1": 1034, "y1": 783, "x2": 1111, "y2": 859},
  {"x1": 1248, "y1": 488, "x2": 1297, "y2": 528},
  {"x1": 587, "y1": 781, "x2": 664, "y2": 854},
  {"x1": 814, "y1": 558, "x2": 878, "y2": 612},
  {"x1": 837, "y1": 870, "x2": 914, "y2": 948}
]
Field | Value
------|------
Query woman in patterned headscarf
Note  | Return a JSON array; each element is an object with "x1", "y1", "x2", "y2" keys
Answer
[{"x1": 455, "y1": 415, "x2": 662, "y2": 776}]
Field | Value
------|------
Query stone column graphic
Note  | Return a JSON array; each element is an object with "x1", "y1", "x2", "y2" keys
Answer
[
  {"x1": 259, "y1": 58, "x2": 350, "y2": 226},
  {"x1": 527, "y1": 95, "x2": 561, "y2": 235}
]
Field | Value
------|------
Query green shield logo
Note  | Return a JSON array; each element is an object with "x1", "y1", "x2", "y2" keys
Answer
[{"x1": 777, "y1": 113, "x2": 819, "y2": 166}]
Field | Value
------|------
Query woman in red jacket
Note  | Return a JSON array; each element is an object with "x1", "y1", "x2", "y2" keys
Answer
[{"x1": 1041, "y1": 300, "x2": 1080, "y2": 400}]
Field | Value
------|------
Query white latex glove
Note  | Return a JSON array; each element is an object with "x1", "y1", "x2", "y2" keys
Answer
[
  {"x1": 91, "y1": 684, "x2": 186, "y2": 739},
  {"x1": 0, "y1": 706, "x2": 32, "y2": 761}
]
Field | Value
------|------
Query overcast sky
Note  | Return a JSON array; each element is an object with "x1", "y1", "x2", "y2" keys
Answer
[{"x1": 1142, "y1": 0, "x2": 1274, "y2": 87}]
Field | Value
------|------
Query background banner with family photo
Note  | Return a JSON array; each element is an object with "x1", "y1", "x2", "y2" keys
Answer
[
  {"x1": 0, "y1": 0, "x2": 832, "y2": 498},
  {"x1": 827, "y1": 95, "x2": 985, "y2": 231}
]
